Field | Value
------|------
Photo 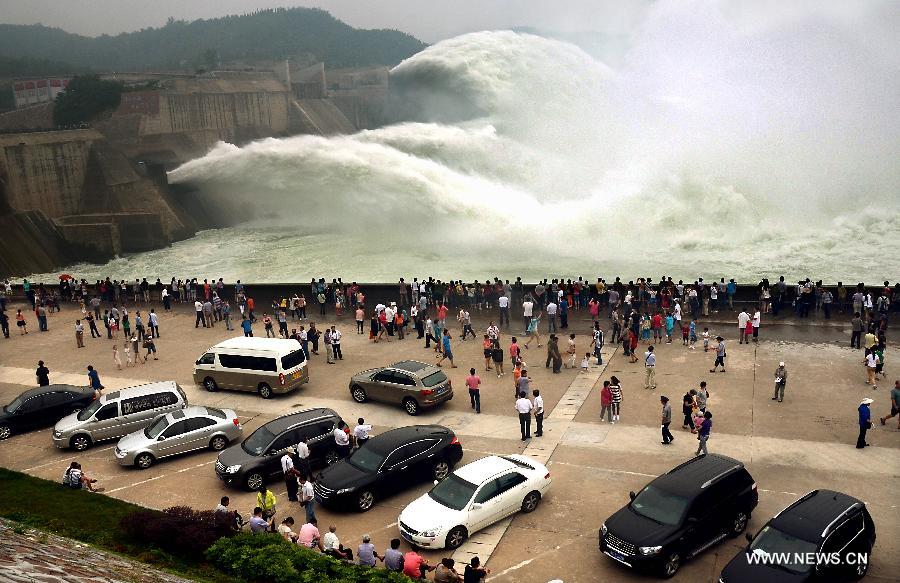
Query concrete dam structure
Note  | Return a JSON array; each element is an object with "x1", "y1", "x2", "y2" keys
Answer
[{"x1": 0, "y1": 70, "x2": 366, "y2": 278}]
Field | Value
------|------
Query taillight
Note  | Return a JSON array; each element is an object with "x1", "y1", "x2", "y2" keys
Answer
[
  {"x1": 233, "y1": 418, "x2": 240, "y2": 426},
  {"x1": 544, "y1": 472, "x2": 551, "y2": 479},
  {"x1": 279, "y1": 373, "x2": 285, "y2": 386},
  {"x1": 450, "y1": 437, "x2": 459, "y2": 445},
  {"x1": 421, "y1": 389, "x2": 434, "y2": 395}
]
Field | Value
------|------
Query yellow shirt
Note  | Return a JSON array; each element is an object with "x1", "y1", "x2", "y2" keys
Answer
[{"x1": 257, "y1": 489, "x2": 277, "y2": 512}]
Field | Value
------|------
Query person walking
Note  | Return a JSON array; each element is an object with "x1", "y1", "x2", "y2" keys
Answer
[
  {"x1": 35, "y1": 360, "x2": 50, "y2": 386},
  {"x1": 86, "y1": 312, "x2": 100, "y2": 338},
  {"x1": 87, "y1": 365, "x2": 103, "y2": 398},
  {"x1": 523, "y1": 311, "x2": 543, "y2": 349},
  {"x1": 532, "y1": 389, "x2": 544, "y2": 437},
  {"x1": 281, "y1": 447, "x2": 301, "y2": 502},
  {"x1": 660, "y1": 395, "x2": 675, "y2": 445},
  {"x1": 710, "y1": 336, "x2": 727, "y2": 372},
  {"x1": 694, "y1": 411, "x2": 713, "y2": 455},
  {"x1": 600, "y1": 381, "x2": 613, "y2": 422},
  {"x1": 545, "y1": 334, "x2": 562, "y2": 373},
  {"x1": 864, "y1": 350, "x2": 879, "y2": 390},
  {"x1": 609, "y1": 376, "x2": 623, "y2": 423},
  {"x1": 148, "y1": 309, "x2": 159, "y2": 338},
  {"x1": 491, "y1": 340, "x2": 505, "y2": 377},
  {"x1": 772, "y1": 362, "x2": 788, "y2": 402},
  {"x1": 241, "y1": 317, "x2": 253, "y2": 337},
  {"x1": 466, "y1": 368, "x2": 482, "y2": 413},
  {"x1": 436, "y1": 329, "x2": 457, "y2": 368},
  {"x1": 878, "y1": 380, "x2": 900, "y2": 428},
  {"x1": 857, "y1": 397, "x2": 874, "y2": 449},
  {"x1": 682, "y1": 390, "x2": 697, "y2": 430},
  {"x1": 644, "y1": 345, "x2": 657, "y2": 390},
  {"x1": 515, "y1": 391, "x2": 533, "y2": 440}
]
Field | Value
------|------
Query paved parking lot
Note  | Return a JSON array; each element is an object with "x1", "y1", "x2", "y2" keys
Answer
[{"x1": 0, "y1": 302, "x2": 897, "y2": 582}]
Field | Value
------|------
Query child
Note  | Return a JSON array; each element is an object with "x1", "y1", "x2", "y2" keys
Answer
[
  {"x1": 681, "y1": 322, "x2": 690, "y2": 345},
  {"x1": 702, "y1": 327, "x2": 710, "y2": 352},
  {"x1": 692, "y1": 406, "x2": 705, "y2": 433},
  {"x1": 600, "y1": 380, "x2": 612, "y2": 422},
  {"x1": 581, "y1": 352, "x2": 590, "y2": 371},
  {"x1": 689, "y1": 320, "x2": 697, "y2": 350},
  {"x1": 113, "y1": 345, "x2": 122, "y2": 370},
  {"x1": 124, "y1": 342, "x2": 133, "y2": 367}
]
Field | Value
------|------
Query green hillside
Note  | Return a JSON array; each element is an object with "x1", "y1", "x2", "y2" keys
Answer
[{"x1": 0, "y1": 7, "x2": 426, "y2": 71}]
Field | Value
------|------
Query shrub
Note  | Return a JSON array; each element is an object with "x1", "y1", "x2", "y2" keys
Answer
[
  {"x1": 121, "y1": 505, "x2": 234, "y2": 558},
  {"x1": 207, "y1": 533, "x2": 415, "y2": 583}
]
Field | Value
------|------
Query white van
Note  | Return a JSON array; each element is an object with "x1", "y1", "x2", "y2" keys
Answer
[{"x1": 193, "y1": 337, "x2": 309, "y2": 399}]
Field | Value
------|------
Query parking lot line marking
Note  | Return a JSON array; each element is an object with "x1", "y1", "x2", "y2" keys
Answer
[
  {"x1": 176, "y1": 461, "x2": 215, "y2": 473},
  {"x1": 23, "y1": 446, "x2": 116, "y2": 472},
  {"x1": 547, "y1": 460, "x2": 656, "y2": 479},
  {"x1": 106, "y1": 474, "x2": 166, "y2": 493}
]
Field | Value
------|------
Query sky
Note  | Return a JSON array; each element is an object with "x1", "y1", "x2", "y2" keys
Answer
[{"x1": 0, "y1": 0, "x2": 652, "y2": 42}]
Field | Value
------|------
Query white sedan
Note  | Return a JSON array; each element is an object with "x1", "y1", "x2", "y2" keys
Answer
[{"x1": 398, "y1": 454, "x2": 551, "y2": 550}]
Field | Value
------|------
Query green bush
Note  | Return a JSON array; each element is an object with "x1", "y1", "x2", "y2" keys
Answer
[
  {"x1": 53, "y1": 74, "x2": 122, "y2": 126},
  {"x1": 207, "y1": 533, "x2": 415, "y2": 583}
]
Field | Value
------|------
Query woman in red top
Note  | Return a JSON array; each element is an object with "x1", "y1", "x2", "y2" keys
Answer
[{"x1": 600, "y1": 380, "x2": 613, "y2": 422}]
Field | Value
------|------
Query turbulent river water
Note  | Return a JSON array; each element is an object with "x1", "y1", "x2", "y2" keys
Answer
[{"x1": 33, "y1": 3, "x2": 899, "y2": 283}]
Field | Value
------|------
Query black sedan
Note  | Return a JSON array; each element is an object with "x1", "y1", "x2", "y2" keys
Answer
[
  {"x1": 0, "y1": 384, "x2": 96, "y2": 439},
  {"x1": 314, "y1": 425, "x2": 463, "y2": 512}
]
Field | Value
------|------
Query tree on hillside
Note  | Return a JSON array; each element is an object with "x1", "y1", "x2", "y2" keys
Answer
[{"x1": 53, "y1": 75, "x2": 123, "y2": 126}]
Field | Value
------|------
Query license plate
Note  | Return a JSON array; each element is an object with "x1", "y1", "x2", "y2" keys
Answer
[
  {"x1": 437, "y1": 386, "x2": 447, "y2": 394},
  {"x1": 607, "y1": 549, "x2": 625, "y2": 562},
  {"x1": 292, "y1": 371, "x2": 302, "y2": 379}
]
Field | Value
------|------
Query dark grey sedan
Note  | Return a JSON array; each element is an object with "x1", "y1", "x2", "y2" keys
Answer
[{"x1": 349, "y1": 360, "x2": 453, "y2": 415}]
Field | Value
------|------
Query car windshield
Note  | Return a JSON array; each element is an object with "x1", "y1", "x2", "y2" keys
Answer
[
  {"x1": 422, "y1": 371, "x2": 448, "y2": 387},
  {"x1": 5, "y1": 395, "x2": 26, "y2": 413},
  {"x1": 428, "y1": 474, "x2": 478, "y2": 511},
  {"x1": 347, "y1": 447, "x2": 386, "y2": 473},
  {"x1": 144, "y1": 415, "x2": 171, "y2": 439},
  {"x1": 748, "y1": 526, "x2": 818, "y2": 574},
  {"x1": 631, "y1": 485, "x2": 690, "y2": 526},
  {"x1": 241, "y1": 426, "x2": 276, "y2": 456},
  {"x1": 77, "y1": 399, "x2": 102, "y2": 421}
]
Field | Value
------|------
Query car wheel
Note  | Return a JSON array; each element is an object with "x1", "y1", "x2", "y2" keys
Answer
[
  {"x1": 210, "y1": 436, "x2": 228, "y2": 451},
  {"x1": 521, "y1": 490, "x2": 541, "y2": 513},
  {"x1": 70, "y1": 434, "x2": 91, "y2": 451},
  {"x1": 258, "y1": 383, "x2": 273, "y2": 399},
  {"x1": 356, "y1": 490, "x2": 375, "y2": 512},
  {"x1": 729, "y1": 511, "x2": 749, "y2": 538},
  {"x1": 324, "y1": 449, "x2": 340, "y2": 466},
  {"x1": 0, "y1": 424, "x2": 11, "y2": 440},
  {"x1": 245, "y1": 472, "x2": 264, "y2": 491},
  {"x1": 403, "y1": 398, "x2": 420, "y2": 416},
  {"x1": 432, "y1": 460, "x2": 450, "y2": 481},
  {"x1": 203, "y1": 377, "x2": 218, "y2": 392},
  {"x1": 445, "y1": 526, "x2": 468, "y2": 550},
  {"x1": 135, "y1": 453, "x2": 154, "y2": 469},
  {"x1": 351, "y1": 385, "x2": 367, "y2": 403},
  {"x1": 661, "y1": 552, "x2": 681, "y2": 578}
]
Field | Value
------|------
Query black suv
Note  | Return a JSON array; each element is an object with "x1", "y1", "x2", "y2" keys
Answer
[
  {"x1": 315, "y1": 424, "x2": 463, "y2": 512},
  {"x1": 215, "y1": 407, "x2": 344, "y2": 490},
  {"x1": 600, "y1": 453, "x2": 758, "y2": 578},
  {"x1": 720, "y1": 489, "x2": 876, "y2": 583},
  {"x1": 0, "y1": 384, "x2": 95, "y2": 440}
]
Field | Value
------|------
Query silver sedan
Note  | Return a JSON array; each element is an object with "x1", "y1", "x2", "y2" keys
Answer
[{"x1": 115, "y1": 406, "x2": 242, "y2": 469}]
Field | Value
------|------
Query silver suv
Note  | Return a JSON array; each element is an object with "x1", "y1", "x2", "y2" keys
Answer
[
  {"x1": 115, "y1": 406, "x2": 242, "y2": 469},
  {"x1": 349, "y1": 360, "x2": 453, "y2": 415}
]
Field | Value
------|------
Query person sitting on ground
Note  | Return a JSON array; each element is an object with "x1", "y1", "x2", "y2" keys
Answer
[
  {"x1": 357, "y1": 534, "x2": 382, "y2": 567},
  {"x1": 214, "y1": 495, "x2": 243, "y2": 530},
  {"x1": 278, "y1": 517, "x2": 299, "y2": 543},
  {"x1": 62, "y1": 461, "x2": 103, "y2": 491},
  {"x1": 434, "y1": 557, "x2": 463, "y2": 583},
  {"x1": 297, "y1": 518, "x2": 325, "y2": 551},
  {"x1": 403, "y1": 549, "x2": 435, "y2": 579},
  {"x1": 463, "y1": 556, "x2": 490, "y2": 583},
  {"x1": 248, "y1": 507, "x2": 272, "y2": 534},
  {"x1": 322, "y1": 524, "x2": 353, "y2": 561},
  {"x1": 383, "y1": 538, "x2": 404, "y2": 572}
]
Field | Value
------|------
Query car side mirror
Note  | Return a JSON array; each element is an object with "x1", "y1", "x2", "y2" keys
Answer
[
  {"x1": 629, "y1": 491, "x2": 636, "y2": 501},
  {"x1": 745, "y1": 533, "x2": 753, "y2": 543},
  {"x1": 471, "y1": 503, "x2": 482, "y2": 510}
]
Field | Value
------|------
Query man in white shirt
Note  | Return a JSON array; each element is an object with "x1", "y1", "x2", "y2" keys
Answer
[
  {"x1": 299, "y1": 473, "x2": 316, "y2": 523},
  {"x1": 323, "y1": 525, "x2": 352, "y2": 560},
  {"x1": 515, "y1": 391, "x2": 533, "y2": 441},
  {"x1": 295, "y1": 439, "x2": 311, "y2": 478},
  {"x1": 334, "y1": 421, "x2": 351, "y2": 458},
  {"x1": 737, "y1": 309, "x2": 751, "y2": 344},
  {"x1": 281, "y1": 447, "x2": 301, "y2": 501},
  {"x1": 330, "y1": 326, "x2": 343, "y2": 359},
  {"x1": 353, "y1": 418, "x2": 372, "y2": 447},
  {"x1": 522, "y1": 299, "x2": 534, "y2": 333},
  {"x1": 546, "y1": 301, "x2": 558, "y2": 333},
  {"x1": 194, "y1": 300, "x2": 204, "y2": 327},
  {"x1": 486, "y1": 322, "x2": 500, "y2": 341},
  {"x1": 532, "y1": 389, "x2": 544, "y2": 437},
  {"x1": 644, "y1": 345, "x2": 657, "y2": 390},
  {"x1": 498, "y1": 294, "x2": 510, "y2": 327},
  {"x1": 751, "y1": 310, "x2": 761, "y2": 343}
]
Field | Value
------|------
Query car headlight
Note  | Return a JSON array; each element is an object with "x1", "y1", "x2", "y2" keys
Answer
[
  {"x1": 718, "y1": 578, "x2": 726, "y2": 583},
  {"x1": 225, "y1": 465, "x2": 241, "y2": 474},
  {"x1": 421, "y1": 528, "x2": 440, "y2": 538},
  {"x1": 53, "y1": 430, "x2": 62, "y2": 438},
  {"x1": 600, "y1": 523, "x2": 608, "y2": 537},
  {"x1": 639, "y1": 545, "x2": 663, "y2": 555},
  {"x1": 336, "y1": 488, "x2": 355, "y2": 495}
]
